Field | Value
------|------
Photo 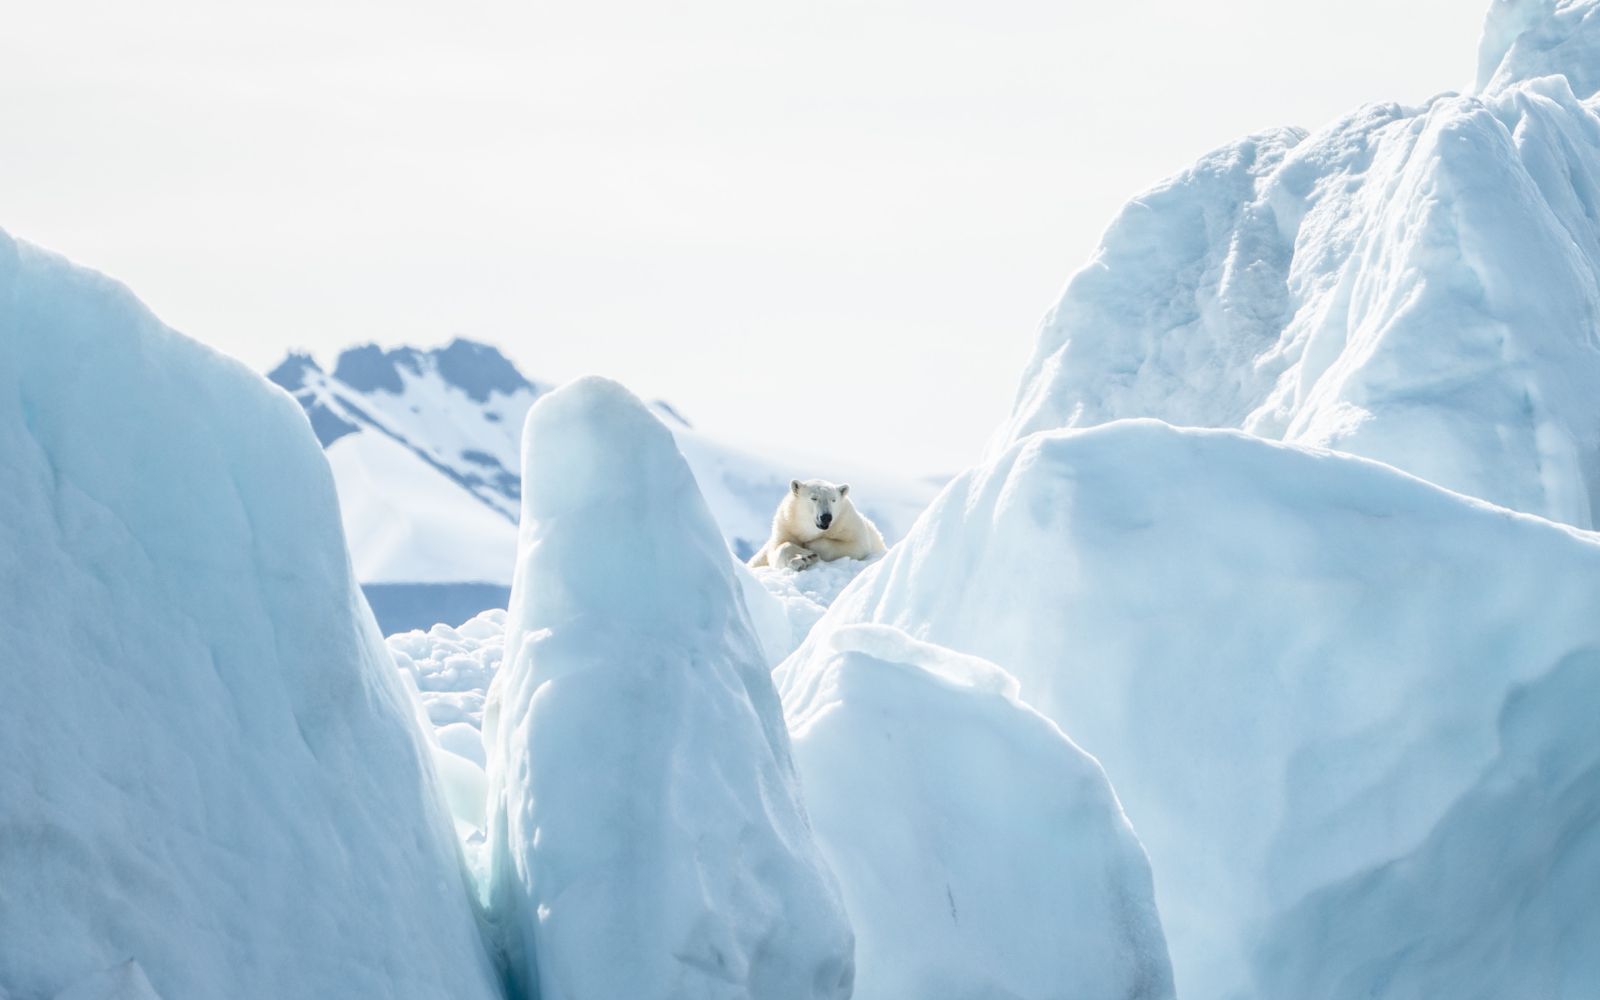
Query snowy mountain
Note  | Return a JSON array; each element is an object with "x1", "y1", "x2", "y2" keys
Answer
[
  {"x1": 268, "y1": 342, "x2": 937, "y2": 633},
  {"x1": 993, "y1": 0, "x2": 1600, "y2": 529}
]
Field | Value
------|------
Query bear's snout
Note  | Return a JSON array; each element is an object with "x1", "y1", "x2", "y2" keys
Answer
[{"x1": 818, "y1": 512, "x2": 833, "y2": 529}]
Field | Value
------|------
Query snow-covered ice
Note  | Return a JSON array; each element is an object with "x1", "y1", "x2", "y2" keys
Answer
[
  {"x1": 1477, "y1": 0, "x2": 1600, "y2": 99},
  {"x1": 389, "y1": 609, "x2": 507, "y2": 734},
  {"x1": 745, "y1": 557, "x2": 879, "y2": 659},
  {"x1": 387, "y1": 610, "x2": 507, "y2": 876},
  {"x1": 0, "y1": 229, "x2": 501, "y2": 999},
  {"x1": 779, "y1": 624, "x2": 1175, "y2": 1000},
  {"x1": 962, "y1": 11, "x2": 1600, "y2": 988},
  {"x1": 481, "y1": 376, "x2": 854, "y2": 1000},
  {"x1": 815, "y1": 418, "x2": 1600, "y2": 1000},
  {"x1": 994, "y1": 4, "x2": 1600, "y2": 529}
]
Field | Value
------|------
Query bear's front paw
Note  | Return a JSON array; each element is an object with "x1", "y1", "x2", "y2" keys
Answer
[{"x1": 788, "y1": 550, "x2": 820, "y2": 571}]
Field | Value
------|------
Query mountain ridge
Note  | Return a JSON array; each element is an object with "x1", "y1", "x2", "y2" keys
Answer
[{"x1": 268, "y1": 339, "x2": 938, "y2": 632}]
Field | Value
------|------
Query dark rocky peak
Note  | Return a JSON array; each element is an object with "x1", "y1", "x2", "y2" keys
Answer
[
  {"x1": 433, "y1": 338, "x2": 531, "y2": 402},
  {"x1": 266, "y1": 352, "x2": 324, "y2": 392},
  {"x1": 333, "y1": 344, "x2": 424, "y2": 395}
]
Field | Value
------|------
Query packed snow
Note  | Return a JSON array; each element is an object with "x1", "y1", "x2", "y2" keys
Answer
[
  {"x1": 390, "y1": 610, "x2": 508, "y2": 737},
  {"x1": 814, "y1": 419, "x2": 1600, "y2": 1000},
  {"x1": 0, "y1": 229, "x2": 501, "y2": 998},
  {"x1": 994, "y1": 11, "x2": 1600, "y2": 529},
  {"x1": 481, "y1": 377, "x2": 854, "y2": 1000},
  {"x1": 745, "y1": 557, "x2": 879, "y2": 658},
  {"x1": 387, "y1": 611, "x2": 508, "y2": 874},
  {"x1": 779, "y1": 624, "x2": 1175, "y2": 1000}
]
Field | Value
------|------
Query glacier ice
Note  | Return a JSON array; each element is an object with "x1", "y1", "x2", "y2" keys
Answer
[
  {"x1": 388, "y1": 610, "x2": 509, "y2": 877},
  {"x1": 779, "y1": 624, "x2": 1175, "y2": 1000},
  {"x1": 48, "y1": 962, "x2": 162, "y2": 1000},
  {"x1": 995, "y1": 5, "x2": 1600, "y2": 529},
  {"x1": 390, "y1": 609, "x2": 508, "y2": 735},
  {"x1": 746, "y1": 557, "x2": 880, "y2": 659},
  {"x1": 388, "y1": 563, "x2": 854, "y2": 893},
  {"x1": 1478, "y1": 0, "x2": 1600, "y2": 98},
  {"x1": 968, "y1": 9, "x2": 1600, "y2": 988},
  {"x1": 815, "y1": 418, "x2": 1600, "y2": 1000},
  {"x1": 481, "y1": 376, "x2": 854, "y2": 1000},
  {"x1": 0, "y1": 229, "x2": 501, "y2": 999}
]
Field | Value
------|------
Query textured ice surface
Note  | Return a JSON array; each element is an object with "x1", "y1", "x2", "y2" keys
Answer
[
  {"x1": 481, "y1": 377, "x2": 854, "y2": 1000},
  {"x1": 996, "y1": 11, "x2": 1600, "y2": 529},
  {"x1": 780, "y1": 623, "x2": 1175, "y2": 1000},
  {"x1": 0, "y1": 229, "x2": 501, "y2": 1000},
  {"x1": 1478, "y1": 0, "x2": 1600, "y2": 98},
  {"x1": 815, "y1": 419, "x2": 1600, "y2": 1000}
]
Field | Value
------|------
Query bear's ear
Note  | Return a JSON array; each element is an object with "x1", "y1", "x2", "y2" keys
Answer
[
  {"x1": 838, "y1": 483, "x2": 850, "y2": 497},
  {"x1": 790, "y1": 479, "x2": 802, "y2": 495}
]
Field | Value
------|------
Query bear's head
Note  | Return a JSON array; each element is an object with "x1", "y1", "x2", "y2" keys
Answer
[{"x1": 790, "y1": 478, "x2": 851, "y2": 533}]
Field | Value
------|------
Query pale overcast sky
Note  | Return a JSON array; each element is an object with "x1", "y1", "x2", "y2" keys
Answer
[{"x1": 1, "y1": 0, "x2": 1483, "y2": 476}]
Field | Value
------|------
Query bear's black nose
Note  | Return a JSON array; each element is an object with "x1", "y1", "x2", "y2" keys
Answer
[{"x1": 819, "y1": 513, "x2": 833, "y2": 528}]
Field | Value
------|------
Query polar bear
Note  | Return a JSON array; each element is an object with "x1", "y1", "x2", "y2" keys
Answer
[{"x1": 747, "y1": 478, "x2": 887, "y2": 571}]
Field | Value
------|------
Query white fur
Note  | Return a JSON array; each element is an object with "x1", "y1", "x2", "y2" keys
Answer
[{"x1": 748, "y1": 478, "x2": 887, "y2": 571}]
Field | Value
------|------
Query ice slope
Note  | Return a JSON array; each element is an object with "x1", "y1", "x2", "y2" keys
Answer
[
  {"x1": 744, "y1": 558, "x2": 879, "y2": 658},
  {"x1": 995, "y1": 0, "x2": 1600, "y2": 528},
  {"x1": 1478, "y1": 0, "x2": 1600, "y2": 98},
  {"x1": 270, "y1": 345, "x2": 937, "y2": 633},
  {"x1": 0, "y1": 229, "x2": 502, "y2": 999},
  {"x1": 383, "y1": 558, "x2": 871, "y2": 890},
  {"x1": 779, "y1": 624, "x2": 1175, "y2": 1000},
  {"x1": 812, "y1": 419, "x2": 1600, "y2": 1000},
  {"x1": 47, "y1": 962, "x2": 162, "y2": 1000},
  {"x1": 481, "y1": 377, "x2": 854, "y2": 1000}
]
